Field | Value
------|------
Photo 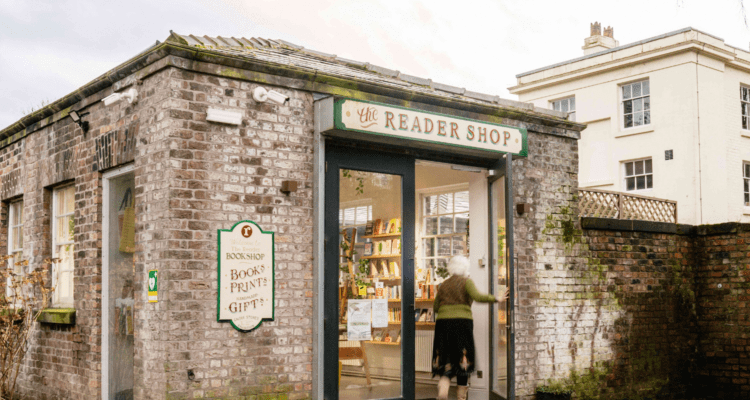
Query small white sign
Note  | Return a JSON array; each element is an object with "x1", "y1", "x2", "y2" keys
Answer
[
  {"x1": 335, "y1": 99, "x2": 528, "y2": 156},
  {"x1": 372, "y1": 299, "x2": 389, "y2": 328},
  {"x1": 218, "y1": 221, "x2": 274, "y2": 332},
  {"x1": 347, "y1": 300, "x2": 372, "y2": 341}
]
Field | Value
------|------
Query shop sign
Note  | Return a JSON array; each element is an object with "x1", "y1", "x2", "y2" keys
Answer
[
  {"x1": 334, "y1": 98, "x2": 528, "y2": 156},
  {"x1": 217, "y1": 220, "x2": 275, "y2": 332}
]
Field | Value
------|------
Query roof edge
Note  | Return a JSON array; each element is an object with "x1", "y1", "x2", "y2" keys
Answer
[{"x1": 515, "y1": 27, "x2": 717, "y2": 78}]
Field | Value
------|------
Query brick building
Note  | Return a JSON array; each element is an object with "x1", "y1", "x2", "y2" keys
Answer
[{"x1": 0, "y1": 32, "x2": 590, "y2": 400}]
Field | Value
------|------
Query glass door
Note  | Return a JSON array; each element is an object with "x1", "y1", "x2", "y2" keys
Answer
[
  {"x1": 324, "y1": 145, "x2": 415, "y2": 400},
  {"x1": 102, "y1": 165, "x2": 136, "y2": 400},
  {"x1": 489, "y1": 155, "x2": 514, "y2": 400}
]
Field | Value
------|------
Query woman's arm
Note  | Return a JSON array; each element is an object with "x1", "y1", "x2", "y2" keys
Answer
[{"x1": 465, "y1": 279, "x2": 502, "y2": 303}]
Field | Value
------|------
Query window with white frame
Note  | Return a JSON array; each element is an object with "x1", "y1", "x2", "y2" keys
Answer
[
  {"x1": 339, "y1": 201, "x2": 373, "y2": 268},
  {"x1": 6, "y1": 200, "x2": 23, "y2": 297},
  {"x1": 551, "y1": 96, "x2": 576, "y2": 122},
  {"x1": 622, "y1": 80, "x2": 650, "y2": 128},
  {"x1": 623, "y1": 159, "x2": 653, "y2": 191},
  {"x1": 744, "y1": 162, "x2": 750, "y2": 206},
  {"x1": 52, "y1": 185, "x2": 75, "y2": 307},
  {"x1": 741, "y1": 87, "x2": 750, "y2": 130},
  {"x1": 421, "y1": 189, "x2": 469, "y2": 273}
]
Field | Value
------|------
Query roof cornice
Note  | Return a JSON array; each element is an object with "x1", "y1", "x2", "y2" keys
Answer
[{"x1": 509, "y1": 40, "x2": 736, "y2": 95}]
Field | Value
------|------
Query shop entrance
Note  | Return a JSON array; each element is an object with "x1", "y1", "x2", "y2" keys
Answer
[{"x1": 324, "y1": 144, "x2": 514, "y2": 400}]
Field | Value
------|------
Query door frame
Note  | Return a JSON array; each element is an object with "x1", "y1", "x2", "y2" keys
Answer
[
  {"x1": 323, "y1": 144, "x2": 416, "y2": 400},
  {"x1": 101, "y1": 163, "x2": 135, "y2": 400},
  {"x1": 488, "y1": 154, "x2": 515, "y2": 400}
]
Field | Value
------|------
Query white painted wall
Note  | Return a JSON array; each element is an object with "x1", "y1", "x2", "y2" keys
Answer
[{"x1": 512, "y1": 30, "x2": 750, "y2": 224}]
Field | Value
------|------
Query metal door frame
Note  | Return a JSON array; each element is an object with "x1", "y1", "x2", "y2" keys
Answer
[
  {"x1": 487, "y1": 154, "x2": 515, "y2": 400},
  {"x1": 323, "y1": 143, "x2": 416, "y2": 400}
]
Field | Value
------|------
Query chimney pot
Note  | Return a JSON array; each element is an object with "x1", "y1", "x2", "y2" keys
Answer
[{"x1": 590, "y1": 22, "x2": 601, "y2": 36}]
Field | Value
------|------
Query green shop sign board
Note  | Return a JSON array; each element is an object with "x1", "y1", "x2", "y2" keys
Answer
[
  {"x1": 217, "y1": 220, "x2": 275, "y2": 332},
  {"x1": 334, "y1": 98, "x2": 528, "y2": 157}
]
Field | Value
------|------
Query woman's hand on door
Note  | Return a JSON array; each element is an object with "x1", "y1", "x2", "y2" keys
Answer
[{"x1": 496, "y1": 287, "x2": 510, "y2": 303}]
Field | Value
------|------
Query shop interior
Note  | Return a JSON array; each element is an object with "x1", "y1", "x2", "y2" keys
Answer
[{"x1": 337, "y1": 160, "x2": 508, "y2": 400}]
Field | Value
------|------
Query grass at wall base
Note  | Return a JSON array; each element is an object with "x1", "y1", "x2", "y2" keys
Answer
[{"x1": 0, "y1": 256, "x2": 53, "y2": 400}]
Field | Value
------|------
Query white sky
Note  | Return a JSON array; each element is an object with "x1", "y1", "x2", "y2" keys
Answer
[{"x1": 2, "y1": 0, "x2": 750, "y2": 128}]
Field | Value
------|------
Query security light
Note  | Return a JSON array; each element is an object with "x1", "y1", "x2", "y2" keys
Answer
[{"x1": 69, "y1": 110, "x2": 89, "y2": 134}]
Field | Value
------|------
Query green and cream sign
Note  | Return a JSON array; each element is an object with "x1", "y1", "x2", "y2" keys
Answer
[
  {"x1": 217, "y1": 220, "x2": 275, "y2": 332},
  {"x1": 334, "y1": 98, "x2": 528, "y2": 156}
]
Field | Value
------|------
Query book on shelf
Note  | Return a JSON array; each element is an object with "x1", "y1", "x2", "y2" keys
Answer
[
  {"x1": 365, "y1": 220, "x2": 374, "y2": 236},
  {"x1": 371, "y1": 261, "x2": 379, "y2": 277},
  {"x1": 372, "y1": 330, "x2": 383, "y2": 341},
  {"x1": 414, "y1": 309, "x2": 422, "y2": 322},
  {"x1": 364, "y1": 242, "x2": 373, "y2": 257},
  {"x1": 382, "y1": 240, "x2": 392, "y2": 255},
  {"x1": 426, "y1": 309, "x2": 434, "y2": 322},
  {"x1": 388, "y1": 218, "x2": 401, "y2": 233},
  {"x1": 418, "y1": 309, "x2": 429, "y2": 322},
  {"x1": 392, "y1": 239, "x2": 401, "y2": 253},
  {"x1": 381, "y1": 260, "x2": 389, "y2": 278},
  {"x1": 373, "y1": 219, "x2": 383, "y2": 235},
  {"x1": 390, "y1": 261, "x2": 400, "y2": 277}
]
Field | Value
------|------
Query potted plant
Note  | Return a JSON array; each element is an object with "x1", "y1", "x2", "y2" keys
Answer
[{"x1": 536, "y1": 383, "x2": 573, "y2": 400}]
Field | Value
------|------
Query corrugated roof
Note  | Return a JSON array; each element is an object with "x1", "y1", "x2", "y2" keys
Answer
[{"x1": 166, "y1": 32, "x2": 564, "y2": 118}]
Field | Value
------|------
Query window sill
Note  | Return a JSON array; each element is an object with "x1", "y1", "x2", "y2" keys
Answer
[
  {"x1": 741, "y1": 131, "x2": 750, "y2": 139},
  {"x1": 743, "y1": 206, "x2": 750, "y2": 215},
  {"x1": 36, "y1": 308, "x2": 76, "y2": 325},
  {"x1": 616, "y1": 126, "x2": 654, "y2": 138}
]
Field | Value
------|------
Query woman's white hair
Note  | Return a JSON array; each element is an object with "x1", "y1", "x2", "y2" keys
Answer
[{"x1": 447, "y1": 255, "x2": 470, "y2": 277}]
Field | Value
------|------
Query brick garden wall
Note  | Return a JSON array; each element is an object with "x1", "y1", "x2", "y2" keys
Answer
[{"x1": 517, "y1": 217, "x2": 749, "y2": 400}]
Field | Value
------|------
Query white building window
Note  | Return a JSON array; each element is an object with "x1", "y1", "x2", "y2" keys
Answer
[
  {"x1": 622, "y1": 80, "x2": 650, "y2": 128},
  {"x1": 421, "y1": 189, "x2": 469, "y2": 272},
  {"x1": 52, "y1": 185, "x2": 75, "y2": 307},
  {"x1": 744, "y1": 162, "x2": 750, "y2": 206},
  {"x1": 551, "y1": 97, "x2": 576, "y2": 121},
  {"x1": 623, "y1": 159, "x2": 653, "y2": 191},
  {"x1": 741, "y1": 87, "x2": 750, "y2": 130},
  {"x1": 6, "y1": 200, "x2": 23, "y2": 297}
]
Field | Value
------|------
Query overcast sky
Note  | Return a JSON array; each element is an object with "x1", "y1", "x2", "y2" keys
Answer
[{"x1": 2, "y1": 0, "x2": 750, "y2": 128}]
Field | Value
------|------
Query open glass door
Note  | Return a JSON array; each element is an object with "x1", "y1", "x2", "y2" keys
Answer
[
  {"x1": 324, "y1": 145, "x2": 415, "y2": 400},
  {"x1": 489, "y1": 155, "x2": 514, "y2": 400}
]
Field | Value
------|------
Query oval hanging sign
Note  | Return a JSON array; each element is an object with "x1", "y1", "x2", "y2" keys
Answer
[
  {"x1": 217, "y1": 220, "x2": 275, "y2": 332},
  {"x1": 333, "y1": 98, "x2": 528, "y2": 157}
]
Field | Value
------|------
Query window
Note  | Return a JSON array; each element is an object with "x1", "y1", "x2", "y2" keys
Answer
[
  {"x1": 741, "y1": 87, "x2": 750, "y2": 129},
  {"x1": 421, "y1": 189, "x2": 469, "y2": 272},
  {"x1": 744, "y1": 163, "x2": 750, "y2": 206},
  {"x1": 623, "y1": 159, "x2": 653, "y2": 191},
  {"x1": 622, "y1": 80, "x2": 650, "y2": 128},
  {"x1": 551, "y1": 96, "x2": 576, "y2": 121},
  {"x1": 52, "y1": 185, "x2": 75, "y2": 307},
  {"x1": 6, "y1": 200, "x2": 23, "y2": 297}
]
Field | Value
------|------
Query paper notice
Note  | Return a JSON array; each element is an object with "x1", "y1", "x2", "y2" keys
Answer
[
  {"x1": 372, "y1": 299, "x2": 388, "y2": 328},
  {"x1": 347, "y1": 299, "x2": 372, "y2": 341}
]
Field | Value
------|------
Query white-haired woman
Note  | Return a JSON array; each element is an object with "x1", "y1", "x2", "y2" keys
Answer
[{"x1": 432, "y1": 255, "x2": 508, "y2": 400}]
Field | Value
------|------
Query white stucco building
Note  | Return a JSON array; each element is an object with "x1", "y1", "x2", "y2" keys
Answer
[{"x1": 510, "y1": 24, "x2": 750, "y2": 225}]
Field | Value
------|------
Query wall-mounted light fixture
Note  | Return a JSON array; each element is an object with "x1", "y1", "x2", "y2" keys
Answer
[
  {"x1": 69, "y1": 110, "x2": 89, "y2": 134},
  {"x1": 516, "y1": 203, "x2": 531, "y2": 216},
  {"x1": 102, "y1": 88, "x2": 138, "y2": 107},
  {"x1": 280, "y1": 180, "x2": 298, "y2": 195},
  {"x1": 252, "y1": 87, "x2": 290, "y2": 106}
]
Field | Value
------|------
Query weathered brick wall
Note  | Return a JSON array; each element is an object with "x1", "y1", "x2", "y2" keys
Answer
[
  {"x1": 0, "y1": 66, "x2": 173, "y2": 399},
  {"x1": 145, "y1": 68, "x2": 315, "y2": 400},
  {"x1": 510, "y1": 130, "x2": 583, "y2": 399},
  {"x1": 693, "y1": 225, "x2": 750, "y2": 400}
]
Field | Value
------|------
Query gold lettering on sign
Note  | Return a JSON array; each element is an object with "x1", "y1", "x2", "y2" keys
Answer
[
  {"x1": 467, "y1": 125, "x2": 475, "y2": 140},
  {"x1": 424, "y1": 118, "x2": 434, "y2": 134},
  {"x1": 357, "y1": 106, "x2": 378, "y2": 128},
  {"x1": 438, "y1": 121, "x2": 447, "y2": 136},
  {"x1": 385, "y1": 111, "x2": 396, "y2": 130},
  {"x1": 450, "y1": 122, "x2": 459, "y2": 140}
]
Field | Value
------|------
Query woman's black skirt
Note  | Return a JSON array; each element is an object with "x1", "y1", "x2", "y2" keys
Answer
[{"x1": 431, "y1": 318, "x2": 476, "y2": 379}]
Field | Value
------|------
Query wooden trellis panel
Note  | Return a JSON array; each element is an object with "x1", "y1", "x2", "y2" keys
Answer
[{"x1": 578, "y1": 189, "x2": 677, "y2": 223}]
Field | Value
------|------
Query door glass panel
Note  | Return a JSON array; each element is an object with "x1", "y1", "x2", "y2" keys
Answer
[
  {"x1": 491, "y1": 176, "x2": 508, "y2": 398},
  {"x1": 339, "y1": 169, "x2": 402, "y2": 400},
  {"x1": 107, "y1": 172, "x2": 135, "y2": 400}
]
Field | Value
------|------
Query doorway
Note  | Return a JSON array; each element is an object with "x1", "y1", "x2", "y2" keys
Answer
[
  {"x1": 102, "y1": 165, "x2": 136, "y2": 400},
  {"x1": 324, "y1": 145, "x2": 513, "y2": 400}
]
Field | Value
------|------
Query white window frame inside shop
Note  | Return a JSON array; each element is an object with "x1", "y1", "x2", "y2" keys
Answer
[
  {"x1": 551, "y1": 96, "x2": 576, "y2": 122},
  {"x1": 742, "y1": 86, "x2": 750, "y2": 130},
  {"x1": 418, "y1": 184, "x2": 470, "y2": 279},
  {"x1": 6, "y1": 200, "x2": 23, "y2": 298},
  {"x1": 52, "y1": 185, "x2": 75, "y2": 307},
  {"x1": 623, "y1": 158, "x2": 653, "y2": 192},
  {"x1": 744, "y1": 162, "x2": 750, "y2": 206},
  {"x1": 339, "y1": 199, "x2": 373, "y2": 279},
  {"x1": 621, "y1": 79, "x2": 651, "y2": 129}
]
